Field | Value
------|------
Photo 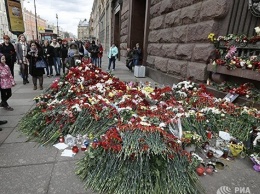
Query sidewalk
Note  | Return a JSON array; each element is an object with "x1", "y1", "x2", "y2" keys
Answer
[
  {"x1": 0, "y1": 58, "x2": 259, "y2": 194},
  {"x1": 0, "y1": 57, "x2": 155, "y2": 194}
]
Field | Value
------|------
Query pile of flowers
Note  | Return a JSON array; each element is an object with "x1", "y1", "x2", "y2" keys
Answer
[
  {"x1": 18, "y1": 62, "x2": 260, "y2": 193},
  {"x1": 208, "y1": 32, "x2": 260, "y2": 72}
]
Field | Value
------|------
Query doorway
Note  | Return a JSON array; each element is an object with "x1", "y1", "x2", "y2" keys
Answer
[
  {"x1": 130, "y1": 0, "x2": 147, "y2": 63},
  {"x1": 114, "y1": 11, "x2": 120, "y2": 59}
]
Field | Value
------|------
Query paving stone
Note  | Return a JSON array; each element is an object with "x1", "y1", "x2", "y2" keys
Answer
[
  {"x1": 0, "y1": 127, "x2": 14, "y2": 145},
  {"x1": 48, "y1": 160, "x2": 97, "y2": 194},
  {"x1": 199, "y1": 158, "x2": 260, "y2": 194},
  {"x1": 4, "y1": 128, "x2": 31, "y2": 144},
  {"x1": 0, "y1": 163, "x2": 53, "y2": 194},
  {"x1": 0, "y1": 105, "x2": 32, "y2": 116},
  {"x1": 0, "y1": 142, "x2": 58, "y2": 167}
]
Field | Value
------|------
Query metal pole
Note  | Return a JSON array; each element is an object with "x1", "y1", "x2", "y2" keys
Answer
[
  {"x1": 56, "y1": 14, "x2": 59, "y2": 37},
  {"x1": 34, "y1": 0, "x2": 38, "y2": 40}
]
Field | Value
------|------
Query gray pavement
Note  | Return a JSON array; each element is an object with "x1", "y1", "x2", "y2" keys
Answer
[{"x1": 0, "y1": 56, "x2": 259, "y2": 194}]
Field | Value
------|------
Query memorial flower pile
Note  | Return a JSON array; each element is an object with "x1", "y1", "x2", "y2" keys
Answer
[
  {"x1": 18, "y1": 62, "x2": 260, "y2": 194},
  {"x1": 208, "y1": 33, "x2": 260, "y2": 71}
]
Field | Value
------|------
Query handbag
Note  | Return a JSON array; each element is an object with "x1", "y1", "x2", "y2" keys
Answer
[{"x1": 35, "y1": 59, "x2": 47, "y2": 68}]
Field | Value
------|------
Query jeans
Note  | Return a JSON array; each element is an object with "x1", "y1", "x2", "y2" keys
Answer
[
  {"x1": 91, "y1": 57, "x2": 98, "y2": 66},
  {"x1": 53, "y1": 57, "x2": 61, "y2": 75},
  {"x1": 108, "y1": 57, "x2": 116, "y2": 70},
  {"x1": 97, "y1": 57, "x2": 102, "y2": 68},
  {"x1": 133, "y1": 59, "x2": 139, "y2": 66},
  {"x1": 45, "y1": 63, "x2": 53, "y2": 76}
]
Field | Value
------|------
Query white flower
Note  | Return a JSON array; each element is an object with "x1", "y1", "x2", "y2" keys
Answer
[
  {"x1": 255, "y1": 26, "x2": 260, "y2": 35},
  {"x1": 71, "y1": 104, "x2": 82, "y2": 112},
  {"x1": 140, "y1": 121, "x2": 151, "y2": 126},
  {"x1": 159, "y1": 123, "x2": 166, "y2": 128}
]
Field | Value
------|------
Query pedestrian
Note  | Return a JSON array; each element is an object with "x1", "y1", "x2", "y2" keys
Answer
[
  {"x1": 107, "y1": 43, "x2": 118, "y2": 71},
  {"x1": 60, "y1": 39, "x2": 69, "y2": 74},
  {"x1": 0, "y1": 119, "x2": 7, "y2": 131},
  {"x1": 126, "y1": 47, "x2": 133, "y2": 71},
  {"x1": 16, "y1": 34, "x2": 29, "y2": 85},
  {"x1": 67, "y1": 42, "x2": 80, "y2": 67},
  {"x1": 26, "y1": 41, "x2": 45, "y2": 90},
  {"x1": 132, "y1": 43, "x2": 142, "y2": 66},
  {"x1": 89, "y1": 40, "x2": 99, "y2": 66},
  {"x1": 0, "y1": 53, "x2": 15, "y2": 111},
  {"x1": 0, "y1": 35, "x2": 16, "y2": 77},
  {"x1": 97, "y1": 43, "x2": 103, "y2": 68},
  {"x1": 50, "y1": 38, "x2": 61, "y2": 76},
  {"x1": 42, "y1": 40, "x2": 54, "y2": 77}
]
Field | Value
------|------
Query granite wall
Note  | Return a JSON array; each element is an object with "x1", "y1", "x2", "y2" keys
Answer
[{"x1": 146, "y1": 0, "x2": 229, "y2": 83}]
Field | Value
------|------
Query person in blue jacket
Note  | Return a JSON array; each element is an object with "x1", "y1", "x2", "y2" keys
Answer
[{"x1": 107, "y1": 43, "x2": 118, "y2": 71}]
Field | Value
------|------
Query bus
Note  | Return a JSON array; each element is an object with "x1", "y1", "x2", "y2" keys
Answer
[{"x1": 40, "y1": 30, "x2": 57, "y2": 42}]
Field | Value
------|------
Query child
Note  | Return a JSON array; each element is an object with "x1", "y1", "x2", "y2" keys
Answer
[{"x1": 0, "y1": 53, "x2": 15, "y2": 111}]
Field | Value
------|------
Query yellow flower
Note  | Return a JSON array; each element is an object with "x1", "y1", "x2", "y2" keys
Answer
[{"x1": 208, "y1": 33, "x2": 215, "y2": 42}]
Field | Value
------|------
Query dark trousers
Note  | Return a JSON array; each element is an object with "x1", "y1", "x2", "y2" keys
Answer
[
  {"x1": 1, "y1": 88, "x2": 12, "y2": 107},
  {"x1": 97, "y1": 57, "x2": 102, "y2": 68},
  {"x1": 21, "y1": 63, "x2": 29, "y2": 81},
  {"x1": 108, "y1": 57, "x2": 116, "y2": 70},
  {"x1": 91, "y1": 57, "x2": 98, "y2": 66}
]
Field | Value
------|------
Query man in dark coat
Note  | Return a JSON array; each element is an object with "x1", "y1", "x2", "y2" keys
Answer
[{"x1": 0, "y1": 35, "x2": 16, "y2": 77}]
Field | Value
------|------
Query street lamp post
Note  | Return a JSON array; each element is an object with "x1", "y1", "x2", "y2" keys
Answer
[
  {"x1": 56, "y1": 13, "x2": 59, "y2": 37},
  {"x1": 33, "y1": 0, "x2": 38, "y2": 40}
]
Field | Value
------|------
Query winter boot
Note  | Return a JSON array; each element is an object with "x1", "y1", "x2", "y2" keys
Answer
[
  {"x1": 39, "y1": 76, "x2": 43, "y2": 90},
  {"x1": 33, "y1": 77, "x2": 37, "y2": 90}
]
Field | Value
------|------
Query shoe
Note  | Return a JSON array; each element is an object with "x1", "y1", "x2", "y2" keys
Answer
[
  {"x1": 4, "y1": 106, "x2": 14, "y2": 111},
  {"x1": 0, "y1": 120, "x2": 8, "y2": 125},
  {"x1": 56, "y1": 74, "x2": 60, "y2": 76},
  {"x1": 33, "y1": 86, "x2": 37, "y2": 90},
  {"x1": 50, "y1": 74, "x2": 53, "y2": 76},
  {"x1": 0, "y1": 102, "x2": 3, "y2": 107},
  {"x1": 112, "y1": 69, "x2": 115, "y2": 71},
  {"x1": 23, "y1": 80, "x2": 26, "y2": 85},
  {"x1": 0, "y1": 128, "x2": 2, "y2": 131},
  {"x1": 26, "y1": 79, "x2": 29, "y2": 83},
  {"x1": 39, "y1": 86, "x2": 43, "y2": 90},
  {"x1": 47, "y1": 75, "x2": 50, "y2": 78}
]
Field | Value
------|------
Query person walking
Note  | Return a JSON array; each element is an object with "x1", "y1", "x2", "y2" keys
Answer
[
  {"x1": 60, "y1": 39, "x2": 69, "y2": 74},
  {"x1": 107, "y1": 43, "x2": 118, "y2": 71},
  {"x1": 26, "y1": 41, "x2": 45, "y2": 90},
  {"x1": 132, "y1": 43, "x2": 142, "y2": 66},
  {"x1": 0, "y1": 53, "x2": 15, "y2": 111},
  {"x1": 16, "y1": 34, "x2": 29, "y2": 85},
  {"x1": 42, "y1": 40, "x2": 54, "y2": 77},
  {"x1": 89, "y1": 40, "x2": 99, "y2": 66},
  {"x1": 0, "y1": 35, "x2": 16, "y2": 77},
  {"x1": 50, "y1": 38, "x2": 61, "y2": 76},
  {"x1": 97, "y1": 43, "x2": 103, "y2": 68}
]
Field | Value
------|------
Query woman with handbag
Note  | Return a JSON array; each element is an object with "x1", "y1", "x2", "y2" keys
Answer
[{"x1": 26, "y1": 41, "x2": 45, "y2": 90}]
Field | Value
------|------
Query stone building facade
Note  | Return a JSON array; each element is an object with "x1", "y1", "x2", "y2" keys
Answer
[
  {"x1": 90, "y1": 0, "x2": 259, "y2": 85},
  {"x1": 78, "y1": 19, "x2": 89, "y2": 40}
]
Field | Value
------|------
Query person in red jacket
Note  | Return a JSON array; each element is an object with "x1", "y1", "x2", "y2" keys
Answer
[{"x1": 97, "y1": 43, "x2": 103, "y2": 68}]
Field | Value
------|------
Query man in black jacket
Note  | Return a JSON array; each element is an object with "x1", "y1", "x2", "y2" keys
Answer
[{"x1": 88, "y1": 40, "x2": 99, "y2": 66}]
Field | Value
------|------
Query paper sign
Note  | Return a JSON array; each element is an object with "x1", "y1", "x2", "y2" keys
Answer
[{"x1": 223, "y1": 93, "x2": 239, "y2": 102}]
